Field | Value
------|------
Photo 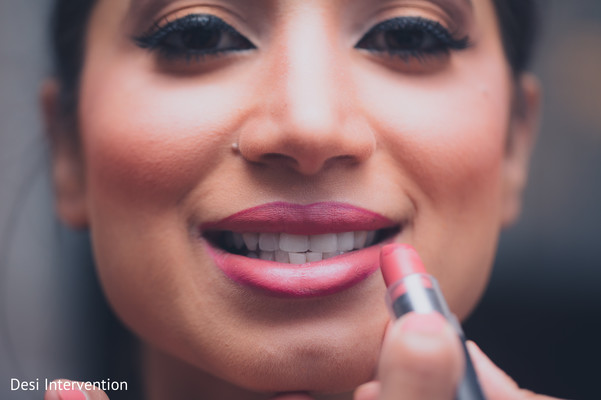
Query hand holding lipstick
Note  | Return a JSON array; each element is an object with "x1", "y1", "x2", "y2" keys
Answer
[
  {"x1": 354, "y1": 315, "x2": 561, "y2": 400},
  {"x1": 352, "y1": 244, "x2": 561, "y2": 400}
]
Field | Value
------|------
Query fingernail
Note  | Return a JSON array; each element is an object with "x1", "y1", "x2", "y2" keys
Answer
[
  {"x1": 400, "y1": 312, "x2": 447, "y2": 335},
  {"x1": 58, "y1": 389, "x2": 87, "y2": 400}
]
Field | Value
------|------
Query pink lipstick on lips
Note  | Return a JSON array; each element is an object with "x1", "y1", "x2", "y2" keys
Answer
[{"x1": 201, "y1": 202, "x2": 398, "y2": 298}]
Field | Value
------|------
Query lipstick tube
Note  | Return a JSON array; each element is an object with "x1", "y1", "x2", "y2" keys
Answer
[{"x1": 381, "y1": 244, "x2": 486, "y2": 400}]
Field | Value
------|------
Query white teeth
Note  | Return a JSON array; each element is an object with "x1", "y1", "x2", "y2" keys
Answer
[
  {"x1": 337, "y1": 232, "x2": 354, "y2": 251},
  {"x1": 288, "y1": 253, "x2": 307, "y2": 264},
  {"x1": 305, "y1": 252, "x2": 323, "y2": 262},
  {"x1": 226, "y1": 229, "x2": 384, "y2": 264},
  {"x1": 259, "y1": 251, "x2": 275, "y2": 261},
  {"x1": 309, "y1": 233, "x2": 338, "y2": 253},
  {"x1": 259, "y1": 233, "x2": 279, "y2": 251},
  {"x1": 353, "y1": 231, "x2": 367, "y2": 249},
  {"x1": 242, "y1": 233, "x2": 259, "y2": 251},
  {"x1": 275, "y1": 250, "x2": 290, "y2": 263},
  {"x1": 232, "y1": 233, "x2": 244, "y2": 249},
  {"x1": 279, "y1": 233, "x2": 310, "y2": 252}
]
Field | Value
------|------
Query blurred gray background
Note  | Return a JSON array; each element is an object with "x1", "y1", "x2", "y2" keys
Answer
[{"x1": 1, "y1": 1, "x2": 600, "y2": 399}]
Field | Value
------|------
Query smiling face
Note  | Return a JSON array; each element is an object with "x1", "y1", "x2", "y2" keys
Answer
[{"x1": 46, "y1": 0, "x2": 539, "y2": 395}]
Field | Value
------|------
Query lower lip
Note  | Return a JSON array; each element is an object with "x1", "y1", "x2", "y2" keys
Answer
[{"x1": 205, "y1": 242, "x2": 384, "y2": 298}]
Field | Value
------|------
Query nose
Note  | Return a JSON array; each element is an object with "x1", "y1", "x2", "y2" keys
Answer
[{"x1": 237, "y1": 20, "x2": 375, "y2": 176}]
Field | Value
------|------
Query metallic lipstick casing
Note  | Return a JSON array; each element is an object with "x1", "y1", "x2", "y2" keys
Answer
[{"x1": 380, "y1": 244, "x2": 486, "y2": 400}]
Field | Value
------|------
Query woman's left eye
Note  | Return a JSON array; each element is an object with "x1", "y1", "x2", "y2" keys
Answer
[
  {"x1": 134, "y1": 14, "x2": 255, "y2": 60},
  {"x1": 355, "y1": 16, "x2": 469, "y2": 60}
]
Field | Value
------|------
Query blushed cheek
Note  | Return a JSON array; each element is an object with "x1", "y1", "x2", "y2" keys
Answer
[
  {"x1": 359, "y1": 67, "x2": 511, "y2": 212},
  {"x1": 78, "y1": 67, "x2": 243, "y2": 212}
]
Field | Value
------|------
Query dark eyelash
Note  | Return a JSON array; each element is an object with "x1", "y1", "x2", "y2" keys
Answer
[
  {"x1": 356, "y1": 16, "x2": 470, "y2": 60},
  {"x1": 133, "y1": 14, "x2": 255, "y2": 60}
]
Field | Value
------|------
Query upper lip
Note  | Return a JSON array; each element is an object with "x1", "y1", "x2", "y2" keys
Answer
[{"x1": 201, "y1": 201, "x2": 396, "y2": 235}]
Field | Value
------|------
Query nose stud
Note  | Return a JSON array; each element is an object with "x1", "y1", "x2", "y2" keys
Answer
[{"x1": 231, "y1": 142, "x2": 240, "y2": 153}]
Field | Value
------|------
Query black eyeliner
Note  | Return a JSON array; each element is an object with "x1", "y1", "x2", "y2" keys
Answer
[
  {"x1": 133, "y1": 13, "x2": 255, "y2": 60},
  {"x1": 134, "y1": 14, "x2": 231, "y2": 49},
  {"x1": 372, "y1": 16, "x2": 469, "y2": 50},
  {"x1": 355, "y1": 15, "x2": 471, "y2": 60}
]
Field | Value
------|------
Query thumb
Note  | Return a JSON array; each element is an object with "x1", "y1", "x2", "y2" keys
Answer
[{"x1": 44, "y1": 379, "x2": 110, "y2": 400}]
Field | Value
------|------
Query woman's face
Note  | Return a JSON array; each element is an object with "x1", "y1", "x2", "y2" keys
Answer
[{"x1": 51, "y1": 0, "x2": 536, "y2": 394}]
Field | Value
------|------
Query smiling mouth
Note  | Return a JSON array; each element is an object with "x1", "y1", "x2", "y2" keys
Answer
[
  {"x1": 204, "y1": 227, "x2": 399, "y2": 264},
  {"x1": 201, "y1": 202, "x2": 401, "y2": 296}
]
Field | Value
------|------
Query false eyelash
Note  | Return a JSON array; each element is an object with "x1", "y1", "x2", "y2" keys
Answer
[
  {"x1": 133, "y1": 14, "x2": 254, "y2": 60},
  {"x1": 372, "y1": 17, "x2": 469, "y2": 49},
  {"x1": 356, "y1": 16, "x2": 470, "y2": 61}
]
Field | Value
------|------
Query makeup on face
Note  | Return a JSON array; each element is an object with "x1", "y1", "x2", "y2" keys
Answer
[
  {"x1": 76, "y1": 0, "x2": 518, "y2": 392},
  {"x1": 380, "y1": 243, "x2": 486, "y2": 400}
]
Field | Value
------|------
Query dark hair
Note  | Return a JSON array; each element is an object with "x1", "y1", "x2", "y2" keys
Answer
[
  {"x1": 50, "y1": 0, "x2": 539, "y2": 118},
  {"x1": 492, "y1": 0, "x2": 539, "y2": 75},
  {"x1": 50, "y1": 0, "x2": 97, "y2": 120}
]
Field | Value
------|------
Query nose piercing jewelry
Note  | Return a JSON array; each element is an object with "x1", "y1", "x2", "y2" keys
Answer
[{"x1": 231, "y1": 142, "x2": 240, "y2": 153}]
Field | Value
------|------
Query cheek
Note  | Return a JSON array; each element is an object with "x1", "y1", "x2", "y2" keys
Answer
[
  {"x1": 356, "y1": 57, "x2": 512, "y2": 317},
  {"x1": 78, "y1": 65, "x2": 247, "y2": 212},
  {"x1": 76, "y1": 64, "x2": 248, "y2": 346},
  {"x1": 358, "y1": 69, "x2": 511, "y2": 206}
]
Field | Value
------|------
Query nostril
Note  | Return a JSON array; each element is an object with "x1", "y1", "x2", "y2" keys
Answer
[{"x1": 236, "y1": 117, "x2": 376, "y2": 175}]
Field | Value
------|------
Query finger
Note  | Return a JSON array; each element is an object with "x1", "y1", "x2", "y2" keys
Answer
[
  {"x1": 354, "y1": 381, "x2": 381, "y2": 400},
  {"x1": 467, "y1": 341, "x2": 563, "y2": 400},
  {"x1": 378, "y1": 312, "x2": 464, "y2": 400},
  {"x1": 44, "y1": 380, "x2": 110, "y2": 400}
]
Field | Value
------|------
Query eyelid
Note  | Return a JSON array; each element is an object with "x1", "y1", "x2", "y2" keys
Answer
[
  {"x1": 138, "y1": 13, "x2": 230, "y2": 41},
  {"x1": 354, "y1": 2, "x2": 471, "y2": 45},
  {"x1": 150, "y1": 4, "x2": 247, "y2": 27},
  {"x1": 133, "y1": 12, "x2": 256, "y2": 61},
  {"x1": 354, "y1": 15, "x2": 470, "y2": 65},
  {"x1": 137, "y1": 5, "x2": 253, "y2": 43},
  {"x1": 358, "y1": 15, "x2": 467, "y2": 43}
]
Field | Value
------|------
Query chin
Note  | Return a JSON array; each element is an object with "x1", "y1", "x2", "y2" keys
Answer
[
  {"x1": 232, "y1": 348, "x2": 378, "y2": 394},
  {"x1": 214, "y1": 326, "x2": 382, "y2": 394}
]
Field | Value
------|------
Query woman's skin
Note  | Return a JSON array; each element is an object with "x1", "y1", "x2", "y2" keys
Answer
[{"x1": 41, "y1": 0, "x2": 556, "y2": 399}]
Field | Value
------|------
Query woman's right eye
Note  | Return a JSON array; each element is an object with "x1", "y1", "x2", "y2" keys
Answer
[{"x1": 134, "y1": 14, "x2": 255, "y2": 61}]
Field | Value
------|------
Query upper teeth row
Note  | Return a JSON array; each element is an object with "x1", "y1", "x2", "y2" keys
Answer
[{"x1": 230, "y1": 231, "x2": 376, "y2": 253}]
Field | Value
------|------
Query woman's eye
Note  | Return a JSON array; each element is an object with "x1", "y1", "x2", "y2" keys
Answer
[
  {"x1": 355, "y1": 16, "x2": 469, "y2": 60},
  {"x1": 135, "y1": 14, "x2": 255, "y2": 60}
]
